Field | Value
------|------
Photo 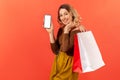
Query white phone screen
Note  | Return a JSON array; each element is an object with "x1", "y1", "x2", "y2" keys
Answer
[{"x1": 44, "y1": 15, "x2": 51, "y2": 28}]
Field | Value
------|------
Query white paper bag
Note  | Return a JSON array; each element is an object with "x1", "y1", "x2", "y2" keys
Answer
[{"x1": 77, "y1": 31, "x2": 105, "y2": 73}]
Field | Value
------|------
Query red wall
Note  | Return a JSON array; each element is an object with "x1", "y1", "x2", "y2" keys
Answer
[{"x1": 0, "y1": 0, "x2": 120, "y2": 80}]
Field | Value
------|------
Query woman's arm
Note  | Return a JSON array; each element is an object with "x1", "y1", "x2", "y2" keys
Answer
[
  {"x1": 49, "y1": 32, "x2": 55, "y2": 43},
  {"x1": 49, "y1": 31, "x2": 60, "y2": 55},
  {"x1": 60, "y1": 22, "x2": 74, "y2": 52},
  {"x1": 45, "y1": 23, "x2": 60, "y2": 55},
  {"x1": 49, "y1": 28, "x2": 61, "y2": 55},
  {"x1": 61, "y1": 24, "x2": 86, "y2": 52}
]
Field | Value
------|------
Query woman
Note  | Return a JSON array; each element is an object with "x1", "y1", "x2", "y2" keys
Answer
[{"x1": 45, "y1": 4, "x2": 85, "y2": 80}]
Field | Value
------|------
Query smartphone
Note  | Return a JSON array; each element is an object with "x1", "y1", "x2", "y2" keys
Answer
[{"x1": 44, "y1": 14, "x2": 51, "y2": 28}]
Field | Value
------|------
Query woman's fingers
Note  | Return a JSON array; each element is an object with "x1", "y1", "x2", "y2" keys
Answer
[
  {"x1": 43, "y1": 22, "x2": 54, "y2": 34},
  {"x1": 79, "y1": 25, "x2": 86, "y2": 32}
]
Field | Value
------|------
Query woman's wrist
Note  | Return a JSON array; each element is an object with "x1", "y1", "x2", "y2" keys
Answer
[
  {"x1": 49, "y1": 32, "x2": 54, "y2": 37},
  {"x1": 64, "y1": 31, "x2": 69, "y2": 34},
  {"x1": 49, "y1": 32, "x2": 55, "y2": 43},
  {"x1": 64, "y1": 27, "x2": 69, "y2": 33},
  {"x1": 48, "y1": 30, "x2": 54, "y2": 34}
]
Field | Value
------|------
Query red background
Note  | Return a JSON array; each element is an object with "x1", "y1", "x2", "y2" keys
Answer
[{"x1": 0, "y1": 0, "x2": 120, "y2": 80}]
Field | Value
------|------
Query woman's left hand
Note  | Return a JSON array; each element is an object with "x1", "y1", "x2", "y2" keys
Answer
[
  {"x1": 64, "y1": 22, "x2": 75, "y2": 33},
  {"x1": 78, "y1": 25, "x2": 86, "y2": 32}
]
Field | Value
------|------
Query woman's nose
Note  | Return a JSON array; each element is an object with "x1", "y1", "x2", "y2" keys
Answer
[{"x1": 62, "y1": 15, "x2": 66, "y2": 20}]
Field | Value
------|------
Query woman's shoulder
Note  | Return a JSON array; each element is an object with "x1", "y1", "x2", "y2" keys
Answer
[
  {"x1": 71, "y1": 27, "x2": 80, "y2": 33},
  {"x1": 70, "y1": 29, "x2": 80, "y2": 36},
  {"x1": 72, "y1": 24, "x2": 86, "y2": 32},
  {"x1": 58, "y1": 27, "x2": 63, "y2": 33}
]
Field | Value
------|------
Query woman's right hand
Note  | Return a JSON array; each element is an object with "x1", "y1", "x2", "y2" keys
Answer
[
  {"x1": 45, "y1": 23, "x2": 54, "y2": 34},
  {"x1": 44, "y1": 23, "x2": 55, "y2": 43}
]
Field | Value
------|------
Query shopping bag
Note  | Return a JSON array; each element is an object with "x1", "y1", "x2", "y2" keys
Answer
[{"x1": 73, "y1": 31, "x2": 105, "y2": 73}]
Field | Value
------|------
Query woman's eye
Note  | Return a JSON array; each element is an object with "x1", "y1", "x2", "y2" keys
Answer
[
  {"x1": 65, "y1": 13, "x2": 68, "y2": 15},
  {"x1": 60, "y1": 15, "x2": 62, "y2": 17}
]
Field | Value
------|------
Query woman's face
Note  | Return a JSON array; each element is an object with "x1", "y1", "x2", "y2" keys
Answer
[{"x1": 59, "y1": 8, "x2": 73, "y2": 25}]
